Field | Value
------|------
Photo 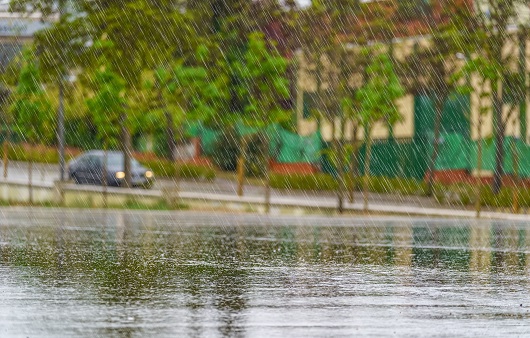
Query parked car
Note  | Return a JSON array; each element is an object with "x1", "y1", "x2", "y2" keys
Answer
[{"x1": 68, "y1": 151, "x2": 154, "y2": 188}]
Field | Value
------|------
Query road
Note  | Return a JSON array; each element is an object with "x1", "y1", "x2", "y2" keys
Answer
[
  {"x1": 3, "y1": 160, "x2": 441, "y2": 209},
  {"x1": 3, "y1": 161, "x2": 530, "y2": 220}
]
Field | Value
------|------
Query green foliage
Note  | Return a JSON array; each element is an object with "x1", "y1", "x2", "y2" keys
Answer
[
  {"x1": 233, "y1": 32, "x2": 290, "y2": 129},
  {"x1": 147, "y1": 45, "x2": 228, "y2": 126},
  {"x1": 140, "y1": 160, "x2": 216, "y2": 181},
  {"x1": 78, "y1": 1, "x2": 194, "y2": 87},
  {"x1": 212, "y1": 128, "x2": 239, "y2": 171},
  {"x1": 86, "y1": 62, "x2": 126, "y2": 149},
  {"x1": 244, "y1": 134, "x2": 267, "y2": 177},
  {"x1": 270, "y1": 173, "x2": 427, "y2": 196},
  {"x1": 356, "y1": 52, "x2": 405, "y2": 129},
  {"x1": 432, "y1": 183, "x2": 530, "y2": 209},
  {"x1": 270, "y1": 173, "x2": 338, "y2": 191},
  {"x1": 65, "y1": 116, "x2": 101, "y2": 150},
  {"x1": 9, "y1": 50, "x2": 54, "y2": 145},
  {"x1": 365, "y1": 176, "x2": 428, "y2": 196},
  {"x1": 8, "y1": 143, "x2": 74, "y2": 164},
  {"x1": 212, "y1": 129, "x2": 267, "y2": 177}
]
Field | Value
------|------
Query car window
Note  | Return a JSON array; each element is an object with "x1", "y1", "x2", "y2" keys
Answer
[
  {"x1": 86, "y1": 155, "x2": 101, "y2": 168},
  {"x1": 75, "y1": 155, "x2": 87, "y2": 167},
  {"x1": 107, "y1": 154, "x2": 141, "y2": 167}
]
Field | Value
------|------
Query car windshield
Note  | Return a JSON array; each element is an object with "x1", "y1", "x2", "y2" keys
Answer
[{"x1": 106, "y1": 154, "x2": 141, "y2": 168}]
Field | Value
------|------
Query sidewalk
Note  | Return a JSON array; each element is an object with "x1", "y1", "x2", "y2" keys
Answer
[
  {"x1": 3, "y1": 161, "x2": 529, "y2": 221},
  {"x1": 177, "y1": 187, "x2": 530, "y2": 221}
]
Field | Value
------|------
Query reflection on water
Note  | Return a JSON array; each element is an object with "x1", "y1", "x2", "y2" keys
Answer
[{"x1": 1, "y1": 210, "x2": 530, "y2": 337}]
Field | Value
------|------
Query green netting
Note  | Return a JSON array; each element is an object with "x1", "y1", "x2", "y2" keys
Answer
[
  {"x1": 367, "y1": 141, "x2": 400, "y2": 177},
  {"x1": 468, "y1": 136, "x2": 530, "y2": 178},
  {"x1": 201, "y1": 129, "x2": 222, "y2": 157},
  {"x1": 186, "y1": 121, "x2": 201, "y2": 138},
  {"x1": 415, "y1": 94, "x2": 471, "y2": 137},
  {"x1": 469, "y1": 138, "x2": 496, "y2": 172},
  {"x1": 433, "y1": 133, "x2": 471, "y2": 171},
  {"x1": 424, "y1": 134, "x2": 530, "y2": 178},
  {"x1": 352, "y1": 139, "x2": 429, "y2": 180},
  {"x1": 270, "y1": 125, "x2": 323, "y2": 163},
  {"x1": 187, "y1": 122, "x2": 323, "y2": 164}
]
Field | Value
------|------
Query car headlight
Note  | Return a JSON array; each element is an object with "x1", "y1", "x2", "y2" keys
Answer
[
  {"x1": 115, "y1": 171, "x2": 125, "y2": 179},
  {"x1": 145, "y1": 171, "x2": 153, "y2": 179}
]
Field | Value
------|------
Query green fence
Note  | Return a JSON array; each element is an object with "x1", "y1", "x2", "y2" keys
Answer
[{"x1": 188, "y1": 122, "x2": 323, "y2": 165}]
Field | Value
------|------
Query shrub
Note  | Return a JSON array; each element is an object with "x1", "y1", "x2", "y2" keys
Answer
[
  {"x1": 211, "y1": 128, "x2": 238, "y2": 171},
  {"x1": 7, "y1": 143, "x2": 79, "y2": 164},
  {"x1": 211, "y1": 128, "x2": 267, "y2": 177},
  {"x1": 390, "y1": 177, "x2": 428, "y2": 195},
  {"x1": 270, "y1": 173, "x2": 338, "y2": 191},
  {"x1": 270, "y1": 173, "x2": 428, "y2": 196},
  {"x1": 431, "y1": 183, "x2": 530, "y2": 209},
  {"x1": 177, "y1": 163, "x2": 216, "y2": 181},
  {"x1": 141, "y1": 159, "x2": 215, "y2": 181}
]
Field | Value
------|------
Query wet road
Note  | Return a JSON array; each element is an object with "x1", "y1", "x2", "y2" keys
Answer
[{"x1": 1, "y1": 209, "x2": 530, "y2": 337}]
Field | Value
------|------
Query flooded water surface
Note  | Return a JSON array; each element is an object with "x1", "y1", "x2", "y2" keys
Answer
[{"x1": 1, "y1": 209, "x2": 530, "y2": 337}]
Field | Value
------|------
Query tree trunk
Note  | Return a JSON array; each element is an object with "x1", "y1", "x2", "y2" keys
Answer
[
  {"x1": 349, "y1": 123, "x2": 358, "y2": 203},
  {"x1": 165, "y1": 108, "x2": 181, "y2": 207},
  {"x1": 237, "y1": 136, "x2": 248, "y2": 197},
  {"x1": 165, "y1": 110, "x2": 177, "y2": 162},
  {"x1": 28, "y1": 147, "x2": 33, "y2": 205},
  {"x1": 512, "y1": 136, "x2": 520, "y2": 214},
  {"x1": 427, "y1": 94, "x2": 444, "y2": 196},
  {"x1": 492, "y1": 80, "x2": 504, "y2": 194},
  {"x1": 336, "y1": 118, "x2": 346, "y2": 214},
  {"x1": 103, "y1": 140, "x2": 108, "y2": 209},
  {"x1": 363, "y1": 127, "x2": 373, "y2": 213},
  {"x1": 173, "y1": 124, "x2": 185, "y2": 208},
  {"x1": 519, "y1": 34, "x2": 527, "y2": 144},
  {"x1": 264, "y1": 132, "x2": 271, "y2": 214},
  {"x1": 330, "y1": 116, "x2": 342, "y2": 213},
  {"x1": 58, "y1": 77, "x2": 66, "y2": 182},
  {"x1": 121, "y1": 113, "x2": 132, "y2": 188},
  {"x1": 475, "y1": 117, "x2": 483, "y2": 218},
  {"x1": 3, "y1": 133, "x2": 8, "y2": 180}
]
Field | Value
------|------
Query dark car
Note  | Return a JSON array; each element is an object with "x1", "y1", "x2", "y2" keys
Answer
[{"x1": 68, "y1": 151, "x2": 154, "y2": 188}]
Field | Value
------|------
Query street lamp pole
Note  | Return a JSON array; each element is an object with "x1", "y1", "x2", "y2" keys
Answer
[{"x1": 57, "y1": 0, "x2": 66, "y2": 182}]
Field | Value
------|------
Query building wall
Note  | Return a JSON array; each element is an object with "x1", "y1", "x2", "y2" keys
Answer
[
  {"x1": 0, "y1": 11, "x2": 51, "y2": 70},
  {"x1": 296, "y1": 34, "x2": 530, "y2": 144}
]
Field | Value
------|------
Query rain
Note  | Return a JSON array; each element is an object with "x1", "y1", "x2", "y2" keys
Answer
[{"x1": 1, "y1": 0, "x2": 530, "y2": 336}]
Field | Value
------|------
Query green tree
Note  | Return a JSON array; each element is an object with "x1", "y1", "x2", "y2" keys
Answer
[
  {"x1": 455, "y1": 57, "x2": 492, "y2": 218},
  {"x1": 142, "y1": 44, "x2": 228, "y2": 202},
  {"x1": 85, "y1": 39, "x2": 127, "y2": 197},
  {"x1": 15, "y1": 0, "x2": 195, "y2": 188},
  {"x1": 298, "y1": 0, "x2": 361, "y2": 213},
  {"x1": 10, "y1": 50, "x2": 53, "y2": 203},
  {"x1": 403, "y1": 1, "x2": 470, "y2": 196},
  {"x1": 83, "y1": 1, "x2": 192, "y2": 187},
  {"x1": 356, "y1": 52, "x2": 405, "y2": 212},
  {"x1": 233, "y1": 32, "x2": 290, "y2": 211},
  {"x1": 465, "y1": 0, "x2": 530, "y2": 194},
  {"x1": 12, "y1": 0, "x2": 83, "y2": 181},
  {"x1": 339, "y1": 46, "x2": 371, "y2": 204},
  {"x1": 86, "y1": 64, "x2": 125, "y2": 150}
]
